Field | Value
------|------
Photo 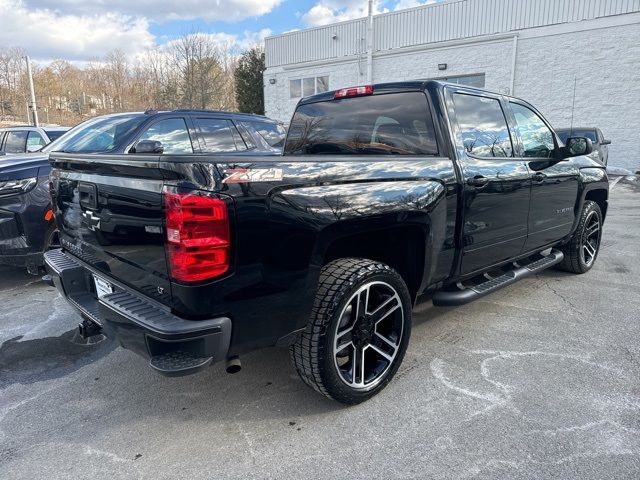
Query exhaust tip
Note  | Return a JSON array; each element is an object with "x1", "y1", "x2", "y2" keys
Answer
[{"x1": 225, "y1": 356, "x2": 241, "y2": 374}]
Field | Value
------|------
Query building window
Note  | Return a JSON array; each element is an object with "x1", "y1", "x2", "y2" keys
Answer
[
  {"x1": 439, "y1": 74, "x2": 485, "y2": 88},
  {"x1": 290, "y1": 76, "x2": 330, "y2": 98},
  {"x1": 290, "y1": 79, "x2": 302, "y2": 98}
]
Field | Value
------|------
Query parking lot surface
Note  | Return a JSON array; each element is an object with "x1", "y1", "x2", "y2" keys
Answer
[{"x1": 1, "y1": 177, "x2": 639, "y2": 480}]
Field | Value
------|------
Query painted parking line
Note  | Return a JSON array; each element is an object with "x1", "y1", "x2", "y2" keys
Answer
[{"x1": 609, "y1": 176, "x2": 623, "y2": 191}]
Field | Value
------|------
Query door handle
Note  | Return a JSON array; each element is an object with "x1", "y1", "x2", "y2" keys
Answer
[
  {"x1": 532, "y1": 172, "x2": 547, "y2": 182},
  {"x1": 467, "y1": 176, "x2": 490, "y2": 187}
]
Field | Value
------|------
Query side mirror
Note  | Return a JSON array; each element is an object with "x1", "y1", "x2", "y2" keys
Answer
[
  {"x1": 564, "y1": 137, "x2": 593, "y2": 157},
  {"x1": 131, "y1": 140, "x2": 163, "y2": 154},
  {"x1": 601, "y1": 139, "x2": 611, "y2": 146},
  {"x1": 26, "y1": 145, "x2": 41, "y2": 153}
]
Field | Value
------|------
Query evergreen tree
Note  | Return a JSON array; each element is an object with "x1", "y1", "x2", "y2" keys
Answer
[{"x1": 234, "y1": 47, "x2": 265, "y2": 115}]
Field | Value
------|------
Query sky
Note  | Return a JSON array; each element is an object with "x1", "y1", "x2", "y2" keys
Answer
[{"x1": 0, "y1": 0, "x2": 439, "y2": 62}]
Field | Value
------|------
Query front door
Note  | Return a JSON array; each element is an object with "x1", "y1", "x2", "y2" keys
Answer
[
  {"x1": 508, "y1": 101, "x2": 579, "y2": 251},
  {"x1": 448, "y1": 89, "x2": 531, "y2": 276}
]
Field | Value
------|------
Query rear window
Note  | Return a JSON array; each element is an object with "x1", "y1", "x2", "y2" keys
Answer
[
  {"x1": 243, "y1": 121, "x2": 286, "y2": 148},
  {"x1": 284, "y1": 92, "x2": 438, "y2": 156},
  {"x1": 44, "y1": 129, "x2": 67, "y2": 142},
  {"x1": 556, "y1": 129, "x2": 597, "y2": 143}
]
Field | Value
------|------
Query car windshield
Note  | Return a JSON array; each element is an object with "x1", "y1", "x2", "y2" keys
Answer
[
  {"x1": 45, "y1": 114, "x2": 146, "y2": 153},
  {"x1": 557, "y1": 129, "x2": 597, "y2": 143}
]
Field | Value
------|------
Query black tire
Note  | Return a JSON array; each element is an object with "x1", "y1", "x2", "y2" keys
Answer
[
  {"x1": 557, "y1": 200, "x2": 603, "y2": 274},
  {"x1": 290, "y1": 258, "x2": 412, "y2": 404}
]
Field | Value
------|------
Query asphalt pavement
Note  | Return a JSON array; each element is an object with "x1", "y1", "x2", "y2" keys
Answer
[{"x1": 1, "y1": 176, "x2": 639, "y2": 479}]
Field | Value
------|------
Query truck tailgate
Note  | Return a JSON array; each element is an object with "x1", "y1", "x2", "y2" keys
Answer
[{"x1": 49, "y1": 154, "x2": 171, "y2": 305}]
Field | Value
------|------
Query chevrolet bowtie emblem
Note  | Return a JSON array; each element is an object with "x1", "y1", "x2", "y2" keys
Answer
[{"x1": 82, "y1": 210, "x2": 101, "y2": 231}]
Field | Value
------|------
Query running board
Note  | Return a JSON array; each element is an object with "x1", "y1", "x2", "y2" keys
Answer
[{"x1": 432, "y1": 249, "x2": 564, "y2": 307}]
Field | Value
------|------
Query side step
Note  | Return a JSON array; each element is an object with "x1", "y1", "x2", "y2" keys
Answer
[
  {"x1": 149, "y1": 351, "x2": 213, "y2": 377},
  {"x1": 432, "y1": 249, "x2": 564, "y2": 307}
]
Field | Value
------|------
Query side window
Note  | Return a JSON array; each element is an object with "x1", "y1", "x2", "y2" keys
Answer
[
  {"x1": 138, "y1": 118, "x2": 193, "y2": 154},
  {"x1": 510, "y1": 103, "x2": 555, "y2": 158},
  {"x1": 3, "y1": 131, "x2": 29, "y2": 153},
  {"x1": 27, "y1": 131, "x2": 46, "y2": 150},
  {"x1": 196, "y1": 118, "x2": 238, "y2": 153},
  {"x1": 453, "y1": 93, "x2": 513, "y2": 158}
]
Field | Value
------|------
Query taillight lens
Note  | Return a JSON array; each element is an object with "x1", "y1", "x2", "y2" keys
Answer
[{"x1": 163, "y1": 190, "x2": 231, "y2": 283}]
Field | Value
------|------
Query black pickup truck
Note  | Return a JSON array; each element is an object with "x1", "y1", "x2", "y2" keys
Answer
[{"x1": 45, "y1": 81, "x2": 608, "y2": 404}]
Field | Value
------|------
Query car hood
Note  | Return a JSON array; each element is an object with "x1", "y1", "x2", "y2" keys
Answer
[
  {"x1": 0, "y1": 152, "x2": 49, "y2": 170},
  {"x1": 0, "y1": 152, "x2": 50, "y2": 181}
]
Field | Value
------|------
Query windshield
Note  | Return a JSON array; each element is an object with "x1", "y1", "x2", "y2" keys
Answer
[
  {"x1": 556, "y1": 129, "x2": 597, "y2": 143},
  {"x1": 284, "y1": 92, "x2": 438, "y2": 156},
  {"x1": 45, "y1": 114, "x2": 147, "y2": 153}
]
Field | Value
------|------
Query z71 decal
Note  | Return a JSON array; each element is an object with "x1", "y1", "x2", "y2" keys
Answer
[{"x1": 223, "y1": 168, "x2": 284, "y2": 183}]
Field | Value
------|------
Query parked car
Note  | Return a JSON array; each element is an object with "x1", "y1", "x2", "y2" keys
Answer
[
  {"x1": 556, "y1": 127, "x2": 610, "y2": 165},
  {"x1": 0, "y1": 110, "x2": 280, "y2": 274},
  {"x1": 45, "y1": 81, "x2": 608, "y2": 404},
  {"x1": 0, "y1": 126, "x2": 70, "y2": 154}
]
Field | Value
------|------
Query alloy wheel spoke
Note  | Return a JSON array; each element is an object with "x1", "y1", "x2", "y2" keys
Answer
[
  {"x1": 583, "y1": 241, "x2": 596, "y2": 258},
  {"x1": 374, "y1": 331, "x2": 398, "y2": 350},
  {"x1": 367, "y1": 344, "x2": 394, "y2": 363},
  {"x1": 370, "y1": 295, "x2": 401, "y2": 325},
  {"x1": 350, "y1": 346, "x2": 366, "y2": 386},
  {"x1": 586, "y1": 222, "x2": 600, "y2": 237},
  {"x1": 336, "y1": 325, "x2": 354, "y2": 342},
  {"x1": 336, "y1": 340, "x2": 353, "y2": 355}
]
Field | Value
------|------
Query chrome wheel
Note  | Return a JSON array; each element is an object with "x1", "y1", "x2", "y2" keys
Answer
[
  {"x1": 333, "y1": 281, "x2": 404, "y2": 390},
  {"x1": 581, "y1": 210, "x2": 601, "y2": 266}
]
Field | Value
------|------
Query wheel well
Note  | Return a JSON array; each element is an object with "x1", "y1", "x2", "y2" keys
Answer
[
  {"x1": 585, "y1": 189, "x2": 608, "y2": 220},
  {"x1": 324, "y1": 226, "x2": 425, "y2": 301}
]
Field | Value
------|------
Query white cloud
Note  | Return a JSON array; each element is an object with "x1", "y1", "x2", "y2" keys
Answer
[
  {"x1": 23, "y1": 0, "x2": 283, "y2": 22},
  {"x1": 301, "y1": 1, "x2": 388, "y2": 27},
  {"x1": 0, "y1": 0, "x2": 155, "y2": 61},
  {"x1": 0, "y1": 1, "x2": 273, "y2": 62},
  {"x1": 238, "y1": 28, "x2": 273, "y2": 49}
]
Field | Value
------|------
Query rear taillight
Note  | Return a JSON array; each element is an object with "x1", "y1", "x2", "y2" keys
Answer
[
  {"x1": 163, "y1": 190, "x2": 231, "y2": 283},
  {"x1": 334, "y1": 85, "x2": 373, "y2": 99}
]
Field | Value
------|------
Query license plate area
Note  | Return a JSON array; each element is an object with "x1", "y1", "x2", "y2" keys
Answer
[{"x1": 93, "y1": 274, "x2": 113, "y2": 298}]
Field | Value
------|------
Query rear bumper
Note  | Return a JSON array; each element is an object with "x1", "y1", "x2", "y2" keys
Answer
[{"x1": 44, "y1": 248, "x2": 232, "y2": 376}]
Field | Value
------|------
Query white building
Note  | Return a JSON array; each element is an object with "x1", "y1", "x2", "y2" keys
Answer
[{"x1": 264, "y1": 0, "x2": 640, "y2": 170}]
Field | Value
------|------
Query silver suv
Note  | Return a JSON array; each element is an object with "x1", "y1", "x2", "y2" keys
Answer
[{"x1": 0, "y1": 126, "x2": 70, "y2": 154}]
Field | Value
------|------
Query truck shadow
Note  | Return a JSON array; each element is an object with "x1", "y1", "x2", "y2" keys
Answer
[
  {"x1": 0, "y1": 265, "x2": 44, "y2": 291},
  {"x1": 0, "y1": 329, "x2": 115, "y2": 388}
]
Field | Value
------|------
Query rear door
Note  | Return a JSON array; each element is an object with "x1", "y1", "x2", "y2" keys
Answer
[
  {"x1": 508, "y1": 101, "x2": 579, "y2": 251},
  {"x1": 447, "y1": 88, "x2": 531, "y2": 276}
]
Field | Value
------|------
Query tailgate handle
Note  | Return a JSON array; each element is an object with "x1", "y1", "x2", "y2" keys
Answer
[{"x1": 78, "y1": 183, "x2": 98, "y2": 209}]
